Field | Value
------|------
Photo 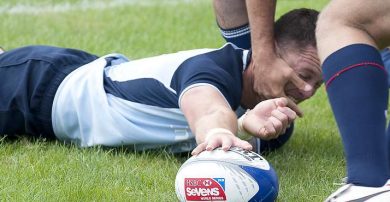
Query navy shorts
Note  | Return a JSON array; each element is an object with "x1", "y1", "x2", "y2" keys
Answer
[{"x1": 0, "y1": 46, "x2": 98, "y2": 138}]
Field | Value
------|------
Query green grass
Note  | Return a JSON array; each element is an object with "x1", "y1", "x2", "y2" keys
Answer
[{"x1": 0, "y1": 0, "x2": 345, "y2": 201}]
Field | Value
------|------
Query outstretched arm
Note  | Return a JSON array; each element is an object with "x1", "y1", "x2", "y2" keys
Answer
[
  {"x1": 181, "y1": 85, "x2": 300, "y2": 155},
  {"x1": 180, "y1": 85, "x2": 252, "y2": 155}
]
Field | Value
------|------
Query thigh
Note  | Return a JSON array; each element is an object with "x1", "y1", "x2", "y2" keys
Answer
[
  {"x1": 317, "y1": 0, "x2": 390, "y2": 60},
  {"x1": 0, "y1": 51, "x2": 43, "y2": 136},
  {"x1": 322, "y1": 0, "x2": 390, "y2": 48},
  {"x1": 213, "y1": 0, "x2": 248, "y2": 29}
]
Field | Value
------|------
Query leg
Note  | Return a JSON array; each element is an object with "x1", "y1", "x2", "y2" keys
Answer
[
  {"x1": 316, "y1": 0, "x2": 390, "y2": 190},
  {"x1": 213, "y1": 0, "x2": 248, "y2": 29},
  {"x1": 0, "y1": 46, "x2": 98, "y2": 138},
  {"x1": 213, "y1": 0, "x2": 251, "y2": 49},
  {"x1": 385, "y1": 47, "x2": 390, "y2": 181}
]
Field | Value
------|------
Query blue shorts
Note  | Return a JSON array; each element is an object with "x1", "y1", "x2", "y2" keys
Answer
[
  {"x1": 0, "y1": 46, "x2": 98, "y2": 138},
  {"x1": 381, "y1": 48, "x2": 390, "y2": 86}
]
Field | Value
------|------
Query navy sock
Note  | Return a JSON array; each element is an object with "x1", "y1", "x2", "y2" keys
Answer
[
  {"x1": 323, "y1": 44, "x2": 390, "y2": 187},
  {"x1": 380, "y1": 48, "x2": 390, "y2": 158},
  {"x1": 218, "y1": 24, "x2": 251, "y2": 49}
]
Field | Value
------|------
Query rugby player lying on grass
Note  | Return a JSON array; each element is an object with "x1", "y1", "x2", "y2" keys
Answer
[{"x1": 0, "y1": 9, "x2": 322, "y2": 154}]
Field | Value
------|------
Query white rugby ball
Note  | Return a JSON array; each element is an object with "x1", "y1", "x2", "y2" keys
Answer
[{"x1": 175, "y1": 147, "x2": 279, "y2": 202}]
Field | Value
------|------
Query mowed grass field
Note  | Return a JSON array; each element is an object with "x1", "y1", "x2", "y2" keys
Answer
[{"x1": 0, "y1": 0, "x2": 344, "y2": 201}]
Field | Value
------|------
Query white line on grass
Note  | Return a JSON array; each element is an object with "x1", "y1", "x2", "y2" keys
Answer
[{"x1": 0, "y1": 0, "x2": 193, "y2": 15}]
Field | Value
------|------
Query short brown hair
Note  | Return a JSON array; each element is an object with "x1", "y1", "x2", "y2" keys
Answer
[{"x1": 274, "y1": 8, "x2": 319, "y2": 48}]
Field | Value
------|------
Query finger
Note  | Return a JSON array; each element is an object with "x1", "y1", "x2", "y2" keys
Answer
[
  {"x1": 206, "y1": 137, "x2": 222, "y2": 151},
  {"x1": 285, "y1": 97, "x2": 303, "y2": 117},
  {"x1": 277, "y1": 107, "x2": 297, "y2": 123},
  {"x1": 192, "y1": 142, "x2": 207, "y2": 155},
  {"x1": 280, "y1": 128, "x2": 286, "y2": 135},
  {"x1": 258, "y1": 127, "x2": 267, "y2": 138},
  {"x1": 289, "y1": 71, "x2": 312, "y2": 94},
  {"x1": 234, "y1": 139, "x2": 253, "y2": 151},
  {"x1": 259, "y1": 121, "x2": 276, "y2": 140},
  {"x1": 271, "y1": 109, "x2": 289, "y2": 126},
  {"x1": 275, "y1": 97, "x2": 288, "y2": 107},
  {"x1": 269, "y1": 116, "x2": 283, "y2": 136},
  {"x1": 221, "y1": 137, "x2": 233, "y2": 151}
]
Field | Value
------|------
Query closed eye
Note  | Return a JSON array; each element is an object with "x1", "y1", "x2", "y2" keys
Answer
[{"x1": 298, "y1": 73, "x2": 312, "y2": 82}]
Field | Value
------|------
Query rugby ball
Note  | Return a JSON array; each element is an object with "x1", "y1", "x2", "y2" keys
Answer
[{"x1": 175, "y1": 147, "x2": 279, "y2": 202}]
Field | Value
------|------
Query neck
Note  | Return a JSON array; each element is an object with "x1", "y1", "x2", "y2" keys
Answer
[{"x1": 240, "y1": 61, "x2": 258, "y2": 109}]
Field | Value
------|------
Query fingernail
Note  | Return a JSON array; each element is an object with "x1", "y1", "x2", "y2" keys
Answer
[{"x1": 304, "y1": 84, "x2": 312, "y2": 91}]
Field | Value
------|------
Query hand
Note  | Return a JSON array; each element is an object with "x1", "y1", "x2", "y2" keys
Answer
[
  {"x1": 191, "y1": 129, "x2": 252, "y2": 155},
  {"x1": 252, "y1": 54, "x2": 312, "y2": 99},
  {"x1": 243, "y1": 97, "x2": 300, "y2": 140}
]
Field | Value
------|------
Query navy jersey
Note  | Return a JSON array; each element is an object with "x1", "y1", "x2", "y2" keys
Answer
[{"x1": 52, "y1": 43, "x2": 250, "y2": 150}]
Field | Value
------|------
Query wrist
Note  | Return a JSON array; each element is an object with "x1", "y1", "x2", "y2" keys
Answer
[
  {"x1": 237, "y1": 110, "x2": 253, "y2": 140},
  {"x1": 252, "y1": 49, "x2": 277, "y2": 60}
]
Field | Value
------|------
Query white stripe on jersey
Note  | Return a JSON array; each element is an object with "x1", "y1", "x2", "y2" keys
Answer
[{"x1": 104, "y1": 48, "x2": 214, "y2": 93}]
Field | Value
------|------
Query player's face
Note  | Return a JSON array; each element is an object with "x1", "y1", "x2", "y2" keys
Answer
[{"x1": 282, "y1": 46, "x2": 323, "y2": 103}]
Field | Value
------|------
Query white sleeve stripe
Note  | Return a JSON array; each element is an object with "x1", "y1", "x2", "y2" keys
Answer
[
  {"x1": 242, "y1": 50, "x2": 249, "y2": 71},
  {"x1": 178, "y1": 83, "x2": 231, "y2": 109}
]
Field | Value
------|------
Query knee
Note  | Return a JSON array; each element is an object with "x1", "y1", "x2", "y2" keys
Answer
[
  {"x1": 315, "y1": 8, "x2": 342, "y2": 42},
  {"x1": 316, "y1": 3, "x2": 382, "y2": 42}
]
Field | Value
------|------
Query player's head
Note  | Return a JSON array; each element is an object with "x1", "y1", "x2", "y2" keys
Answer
[
  {"x1": 274, "y1": 8, "x2": 318, "y2": 53},
  {"x1": 275, "y1": 8, "x2": 322, "y2": 104},
  {"x1": 242, "y1": 8, "x2": 322, "y2": 109}
]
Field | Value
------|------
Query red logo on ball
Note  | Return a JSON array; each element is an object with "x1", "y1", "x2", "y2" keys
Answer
[{"x1": 184, "y1": 178, "x2": 226, "y2": 201}]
